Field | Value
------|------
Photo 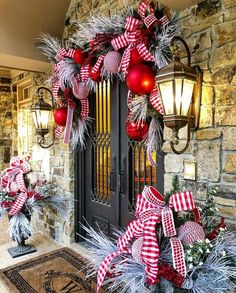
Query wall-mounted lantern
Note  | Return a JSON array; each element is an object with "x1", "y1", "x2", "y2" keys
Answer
[
  {"x1": 156, "y1": 36, "x2": 202, "y2": 154},
  {"x1": 31, "y1": 87, "x2": 54, "y2": 148}
]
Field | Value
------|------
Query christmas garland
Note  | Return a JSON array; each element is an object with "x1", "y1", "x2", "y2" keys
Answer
[
  {"x1": 38, "y1": 0, "x2": 181, "y2": 162},
  {"x1": 79, "y1": 182, "x2": 236, "y2": 293},
  {"x1": 0, "y1": 156, "x2": 68, "y2": 242}
]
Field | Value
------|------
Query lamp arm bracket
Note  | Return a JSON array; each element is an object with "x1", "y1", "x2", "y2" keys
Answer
[
  {"x1": 170, "y1": 36, "x2": 191, "y2": 67},
  {"x1": 170, "y1": 124, "x2": 190, "y2": 155}
]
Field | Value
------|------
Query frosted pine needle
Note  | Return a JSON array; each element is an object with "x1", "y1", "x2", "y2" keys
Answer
[
  {"x1": 8, "y1": 213, "x2": 33, "y2": 243},
  {"x1": 37, "y1": 33, "x2": 62, "y2": 63}
]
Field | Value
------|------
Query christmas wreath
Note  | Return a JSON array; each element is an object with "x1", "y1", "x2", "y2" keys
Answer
[{"x1": 38, "y1": 0, "x2": 181, "y2": 163}]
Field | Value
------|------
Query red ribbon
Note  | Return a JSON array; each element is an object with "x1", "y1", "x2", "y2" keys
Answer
[{"x1": 96, "y1": 186, "x2": 200, "y2": 292}]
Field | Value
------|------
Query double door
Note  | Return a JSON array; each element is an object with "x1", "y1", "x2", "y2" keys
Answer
[{"x1": 75, "y1": 79, "x2": 164, "y2": 240}]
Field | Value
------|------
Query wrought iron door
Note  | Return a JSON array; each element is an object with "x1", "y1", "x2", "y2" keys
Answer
[{"x1": 75, "y1": 79, "x2": 164, "y2": 241}]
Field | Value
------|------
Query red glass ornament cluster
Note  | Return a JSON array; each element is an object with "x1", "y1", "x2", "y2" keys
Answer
[{"x1": 125, "y1": 120, "x2": 149, "y2": 141}]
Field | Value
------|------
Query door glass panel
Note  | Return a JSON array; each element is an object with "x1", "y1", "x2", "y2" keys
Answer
[
  {"x1": 128, "y1": 140, "x2": 157, "y2": 212},
  {"x1": 91, "y1": 80, "x2": 111, "y2": 205}
]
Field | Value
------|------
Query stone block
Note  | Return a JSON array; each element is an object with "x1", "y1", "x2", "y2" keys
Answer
[
  {"x1": 164, "y1": 173, "x2": 174, "y2": 192},
  {"x1": 224, "y1": 6, "x2": 236, "y2": 21},
  {"x1": 203, "y1": 71, "x2": 213, "y2": 84},
  {"x1": 212, "y1": 184, "x2": 236, "y2": 199},
  {"x1": 165, "y1": 154, "x2": 183, "y2": 173},
  {"x1": 218, "y1": 205, "x2": 236, "y2": 218},
  {"x1": 215, "y1": 196, "x2": 236, "y2": 207},
  {"x1": 179, "y1": 180, "x2": 208, "y2": 200},
  {"x1": 215, "y1": 106, "x2": 236, "y2": 125},
  {"x1": 212, "y1": 66, "x2": 236, "y2": 84},
  {"x1": 223, "y1": 153, "x2": 236, "y2": 174},
  {"x1": 222, "y1": 174, "x2": 236, "y2": 183},
  {"x1": 213, "y1": 20, "x2": 236, "y2": 46},
  {"x1": 195, "y1": 129, "x2": 221, "y2": 140},
  {"x1": 59, "y1": 178, "x2": 75, "y2": 192},
  {"x1": 77, "y1": 0, "x2": 92, "y2": 16},
  {"x1": 223, "y1": 127, "x2": 236, "y2": 150},
  {"x1": 64, "y1": 158, "x2": 74, "y2": 177},
  {"x1": 201, "y1": 86, "x2": 214, "y2": 105},
  {"x1": 223, "y1": 0, "x2": 236, "y2": 8},
  {"x1": 52, "y1": 167, "x2": 64, "y2": 176},
  {"x1": 196, "y1": 141, "x2": 221, "y2": 181},
  {"x1": 211, "y1": 43, "x2": 236, "y2": 70},
  {"x1": 199, "y1": 106, "x2": 213, "y2": 128},
  {"x1": 215, "y1": 86, "x2": 236, "y2": 105}
]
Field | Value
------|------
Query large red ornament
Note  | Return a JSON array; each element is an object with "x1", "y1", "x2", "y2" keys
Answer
[
  {"x1": 126, "y1": 64, "x2": 155, "y2": 95},
  {"x1": 54, "y1": 107, "x2": 67, "y2": 127},
  {"x1": 126, "y1": 120, "x2": 149, "y2": 141},
  {"x1": 104, "y1": 51, "x2": 122, "y2": 73},
  {"x1": 130, "y1": 48, "x2": 142, "y2": 65},
  {"x1": 73, "y1": 49, "x2": 86, "y2": 65}
]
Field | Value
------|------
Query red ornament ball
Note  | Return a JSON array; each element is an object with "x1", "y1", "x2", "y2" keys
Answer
[
  {"x1": 178, "y1": 221, "x2": 205, "y2": 246},
  {"x1": 54, "y1": 107, "x2": 67, "y2": 127},
  {"x1": 73, "y1": 49, "x2": 86, "y2": 65},
  {"x1": 104, "y1": 51, "x2": 122, "y2": 73},
  {"x1": 126, "y1": 120, "x2": 149, "y2": 141},
  {"x1": 89, "y1": 68, "x2": 102, "y2": 82},
  {"x1": 126, "y1": 64, "x2": 155, "y2": 95},
  {"x1": 130, "y1": 48, "x2": 142, "y2": 65}
]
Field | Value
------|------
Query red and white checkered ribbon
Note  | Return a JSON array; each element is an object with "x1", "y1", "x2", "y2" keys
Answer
[
  {"x1": 1, "y1": 157, "x2": 31, "y2": 216},
  {"x1": 80, "y1": 64, "x2": 90, "y2": 83},
  {"x1": 138, "y1": 0, "x2": 169, "y2": 27},
  {"x1": 80, "y1": 99, "x2": 89, "y2": 121},
  {"x1": 91, "y1": 54, "x2": 106, "y2": 74},
  {"x1": 96, "y1": 186, "x2": 200, "y2": 292},
  {"x1": 149, "y1": 87, "x2": 163, "y2": 114},
  {"x1": 111, "y1": 15, "x2": 154, "y2": 78},
  {"x1": 55, "y1": 47, "x2": 75, "y2": 61}
]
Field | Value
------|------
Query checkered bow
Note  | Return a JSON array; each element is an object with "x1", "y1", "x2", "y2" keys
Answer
[
  {"x1": 111, "y1": 0, "x2": 169, "y2": 78},
  {"x1": 96, "y1": 186, "x2": 200, "y2": 292},
  {"x1": 1, "y1": 156, "x2": 31, "y2": 216}
]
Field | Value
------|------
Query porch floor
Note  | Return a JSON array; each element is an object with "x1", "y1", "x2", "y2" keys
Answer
[{"x1": 0, "y1": 216, "x2": 89, "y2": 293}]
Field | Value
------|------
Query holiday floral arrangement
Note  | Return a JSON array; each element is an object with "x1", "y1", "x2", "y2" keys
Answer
[
  {"x1": 80, "y1": 178, "x2": 236, "y2": 293},
  {"x1": 0, "y1": 156, "x2": 68, "y2": 243},
  {"x1": 38, "y1": 0, "x2": 180, "y2": 163}
]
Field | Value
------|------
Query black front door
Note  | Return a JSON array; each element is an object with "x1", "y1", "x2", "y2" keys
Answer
[{"x1": 75, "y1": 79, "x2": 164, "y2": 241}]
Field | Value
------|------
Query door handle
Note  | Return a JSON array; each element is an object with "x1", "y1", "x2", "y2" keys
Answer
[
  {"x1": 110, "y1": 154, "x2": 116, "y2": 191},
  {"x1": 119, "y1": 155, "x2": 126, "y2": 194}
]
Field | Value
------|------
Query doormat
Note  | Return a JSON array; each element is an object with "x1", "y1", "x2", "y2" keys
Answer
[{"x1": 0, "y1": 247, "x2": 106, "y2": 293}]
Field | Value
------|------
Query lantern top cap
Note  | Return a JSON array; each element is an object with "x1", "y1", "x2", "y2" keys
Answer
[
  {"x1": 156, "y1": 59, "x2": 197, "y2": 83},
  {"x1": 31, "y1": 97, "x2": 52, "y2": 112}
]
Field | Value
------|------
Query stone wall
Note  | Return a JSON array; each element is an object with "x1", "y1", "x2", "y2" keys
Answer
[
  {"x1": 0, "y1": 77, "x2": 18, "y2": 170},
  {"x1": 163, "y1": 0, "x2": 236, "y2": 225}
]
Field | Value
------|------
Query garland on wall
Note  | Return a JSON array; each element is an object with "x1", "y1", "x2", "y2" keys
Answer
[
  {"x1": 80, "y1": 178, "x2": 236, "y2": 293},
  {"x1": 38, "y1": 0, "x2": 181, "y2": 163}
]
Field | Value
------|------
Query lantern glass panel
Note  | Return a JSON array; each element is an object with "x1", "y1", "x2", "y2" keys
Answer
[
  {"x1": 159, "y1": 81, "x2": 174, "y2": 115},
  {"x1": 181, "y1": 79, "x2": 195, "y2": 116},
  {"x1": 33, "y1": 109, "x2": 51, "y2": 130},
  {"x1": 175, "y1": 78, "x2": 183, "y2": 115}
]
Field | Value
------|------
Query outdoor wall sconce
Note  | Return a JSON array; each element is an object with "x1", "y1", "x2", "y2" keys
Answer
[
  {"x1": 156, "y1": 36, "x2": 202, "y2": 154},
  {"x1": 31, "y1": 87, "x2": 55, "y2": 148}
]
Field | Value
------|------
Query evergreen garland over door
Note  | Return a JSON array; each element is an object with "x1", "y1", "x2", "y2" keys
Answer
[{"x1": 75, "y1": 79, "x2": 164, "y2": 241}]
